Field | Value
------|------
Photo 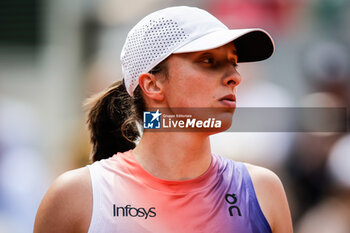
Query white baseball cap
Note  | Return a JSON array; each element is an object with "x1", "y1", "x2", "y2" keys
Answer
[{"x1": 121, "y1": 6, "x2": 275, "y2": 96}]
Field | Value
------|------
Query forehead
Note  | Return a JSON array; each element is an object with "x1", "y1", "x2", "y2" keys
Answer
[
  {"x1": 163, "y1": 43, "x2": 238, "y2": 74},
  {"x1": 173, "y1": 42, "x2": 238, "y2": 58},
  {"x1": 209, "y1": 42, "x2": 237, "y2": 55}
]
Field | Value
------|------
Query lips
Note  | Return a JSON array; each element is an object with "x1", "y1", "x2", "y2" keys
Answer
[
  {"x1": 219, "y1": 94, "x2": 236, "y2": 102},
  {"x1": 219, "y1": 94, "x2": 236, "y2": 108}
]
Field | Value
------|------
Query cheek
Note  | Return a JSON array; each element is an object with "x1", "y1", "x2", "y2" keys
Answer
[
  {"x1": 164, "y1": 60, "x2": 218, "y2": 107},
  {"x1": 166, "y1": 79, "x2": 216, "y2": 107}
]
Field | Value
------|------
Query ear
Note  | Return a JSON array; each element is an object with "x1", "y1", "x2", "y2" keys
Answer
[{"x1": 138, "y1": 73, "x2": 165, "y2": 101}]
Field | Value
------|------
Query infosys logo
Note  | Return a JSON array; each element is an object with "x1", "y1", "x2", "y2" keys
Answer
[{"x1": 113, "y1": 204, "x2": 156, "y2": 219}]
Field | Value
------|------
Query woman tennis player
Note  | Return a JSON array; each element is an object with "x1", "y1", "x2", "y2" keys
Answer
[{"x1": 34, "y1": 6, "x2": 292, "y2": 233}]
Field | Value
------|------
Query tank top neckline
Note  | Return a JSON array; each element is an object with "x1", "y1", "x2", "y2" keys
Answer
[{"x1": 112, "y1": 150, "x2": 219, "y2": 193}]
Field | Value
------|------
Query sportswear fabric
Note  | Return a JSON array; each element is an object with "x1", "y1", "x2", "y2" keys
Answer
[{"x1": 87, "y1": 150, "x2": 272, "y2": 233}]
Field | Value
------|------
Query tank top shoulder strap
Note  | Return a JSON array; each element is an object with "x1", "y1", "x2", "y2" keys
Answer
[
  {"x1": 86, "y1": 162, "x2": 104, "y2": 233},
  {"x1": 238, "y1": 161, "x2": 272, "y2": 233}
]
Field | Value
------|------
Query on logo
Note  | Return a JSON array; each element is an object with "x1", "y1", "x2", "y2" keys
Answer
[
  {"x1": 225, "y1": 193, "x2": 242, "y2": 217},
  {"x1": 143, "y1": 109, "x2": 161, "y2": 129}
]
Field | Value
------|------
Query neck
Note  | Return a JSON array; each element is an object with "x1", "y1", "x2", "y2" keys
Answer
[{"x1": 133, "y1": 132, "x2": 212, "y2": 180}]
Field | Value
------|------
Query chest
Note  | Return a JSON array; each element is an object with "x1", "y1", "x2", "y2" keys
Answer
[{"x1": 101, "y1": 179, "x2": 250, "y2": 233}]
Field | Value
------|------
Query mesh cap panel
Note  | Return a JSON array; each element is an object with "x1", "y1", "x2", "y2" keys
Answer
[{"x1": 121, "y1": 17, "x2": 189, "y2": 96}]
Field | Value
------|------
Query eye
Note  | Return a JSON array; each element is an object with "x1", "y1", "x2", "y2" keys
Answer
[
  {"x1": 231, "y1": 60, "x2": 238, "y2": 69},
  {"x1": 201, "y1": 57, "x2": 215, "y2": 64}
]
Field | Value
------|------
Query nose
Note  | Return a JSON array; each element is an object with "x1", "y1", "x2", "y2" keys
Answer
[{"x1": 223, "y1": 68, "x2": 242, "y2": 89}]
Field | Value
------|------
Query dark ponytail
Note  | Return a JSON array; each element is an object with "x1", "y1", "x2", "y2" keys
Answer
[
  {"x1": 85, "y1": 59, "x2": 167, "y2": 162},
  {"x1": 85, "y1": 80, "x2": 145, "y2": 162}
]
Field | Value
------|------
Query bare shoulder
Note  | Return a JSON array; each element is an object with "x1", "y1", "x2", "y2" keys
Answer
[
  {"x1": 34, "y1": 167, "x2": 92, "y2": 233},
  {"x1": 244, "y1": 163, "x2": 293, "y2": 233},
  {"x1": 244, "y1": 163, "x2": 285, "y2": 202}
]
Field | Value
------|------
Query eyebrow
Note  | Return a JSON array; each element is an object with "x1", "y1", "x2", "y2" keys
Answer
[
  {"x1": 186, "y1": 48, "x2": 238, "y2": 61},
  {"x1": 198, "y1": 49, "x2": 238, "y2": 57}
]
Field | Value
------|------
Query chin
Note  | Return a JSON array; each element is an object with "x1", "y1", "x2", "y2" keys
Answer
[
  {"x1": 203, "y1": 110, "x2": 234, "y2": 135},
  {"x1": 217, "y1": 112, "x2": 234, "y2": 131}
]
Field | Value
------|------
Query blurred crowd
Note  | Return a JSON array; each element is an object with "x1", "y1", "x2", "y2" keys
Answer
[{"x1": 0, "y1": 0, "x2": 349, "y2": 232}]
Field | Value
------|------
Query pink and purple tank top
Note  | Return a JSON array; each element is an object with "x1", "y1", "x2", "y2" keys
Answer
[{"x1": 87, "y1": 150, "x2": 272, "y2": 233}]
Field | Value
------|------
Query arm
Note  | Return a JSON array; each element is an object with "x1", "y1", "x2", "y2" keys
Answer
[
  {"x1": 245, "y1": 164, "x2": 293, "y2": 233},
  {"x1": 33, "y1": 167, "x2": 92, "y2": 233}
]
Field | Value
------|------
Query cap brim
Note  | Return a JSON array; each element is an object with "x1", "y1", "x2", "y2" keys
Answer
[{"x1": 173, "y1": 28, "x2": 275, "y2": 63}]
